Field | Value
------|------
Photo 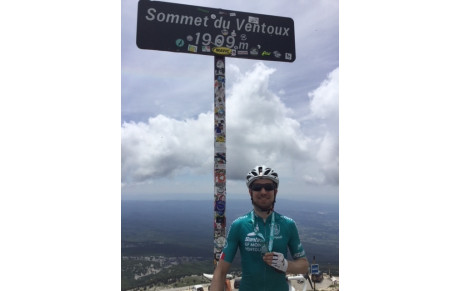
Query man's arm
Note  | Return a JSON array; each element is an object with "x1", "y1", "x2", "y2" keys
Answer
[{"x1": 209, "y1": 260, "x2": 231, "y2": 291}]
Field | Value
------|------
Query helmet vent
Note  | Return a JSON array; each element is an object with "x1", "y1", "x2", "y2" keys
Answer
[{"x1": 246, "y1": 165, "x2": 279, "y2": 188}]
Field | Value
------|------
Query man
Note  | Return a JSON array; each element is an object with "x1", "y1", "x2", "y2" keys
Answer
[{"x1": 210, "y1": 165, "x2": 309, "y2": 291}]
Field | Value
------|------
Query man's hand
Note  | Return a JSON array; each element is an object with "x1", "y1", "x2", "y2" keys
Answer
[{"x1": 263, "y1": 252, "x2": 288, "y2": 273}]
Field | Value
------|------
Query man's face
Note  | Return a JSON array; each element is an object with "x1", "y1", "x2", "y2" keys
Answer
[{"x1": 249, "y1": 178, "x2": 277, "y2": 211}]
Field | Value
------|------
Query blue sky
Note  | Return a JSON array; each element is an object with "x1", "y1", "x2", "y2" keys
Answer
[{"x1": 121, "y1": 0, "x2": 339, "y2": 202}]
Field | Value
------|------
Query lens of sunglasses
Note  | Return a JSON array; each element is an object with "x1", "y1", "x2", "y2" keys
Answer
[{"x1": 251, "y1": 183, "x2": 275, "y2": 191}]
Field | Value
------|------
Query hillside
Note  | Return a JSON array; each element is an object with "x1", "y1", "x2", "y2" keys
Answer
[{"x1": 121, "y1": 198, "x2": 339, "y2": 290}]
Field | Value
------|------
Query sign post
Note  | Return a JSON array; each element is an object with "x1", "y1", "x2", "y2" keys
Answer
[
  {"x1": 213, "y1": 55, "x2": 226, "y2": 266},
  {"x1": 136, "y1": 0, "x2": 296, "y2": 268},
  {"x1": 312, "y1": 256, "x2": 317, "y2": 291}
]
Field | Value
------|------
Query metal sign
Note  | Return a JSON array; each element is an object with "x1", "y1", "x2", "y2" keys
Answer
[
  {"x1": 311, "y1": 264, "x2": 319, "y2": 275},
  {"x1": 137, "y1": 0, "x2": 296, "y2": 62}
]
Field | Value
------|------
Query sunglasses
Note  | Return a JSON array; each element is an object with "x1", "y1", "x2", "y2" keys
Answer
[{"x1": 250, "y1": 183, "x2": 276, "y2": 191}]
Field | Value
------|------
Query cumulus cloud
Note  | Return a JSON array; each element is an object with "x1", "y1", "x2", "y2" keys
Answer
[
  {"x1": 121, "y1": 113, "x2": 213, "y2": 184},
  {"x1": 225, "y1": 63, "x2": 312, "y2": 179},
  {"x1": 309, "y1": 67, "x2": 339, "y2": 120},
  {"x1": 303, "y1": 67, "x2": 339, "y2": 185},
  {"x1": 121, "y1": 63, "x2": 339, "y2": 190}
]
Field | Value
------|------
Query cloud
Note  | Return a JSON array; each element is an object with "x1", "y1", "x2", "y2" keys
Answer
[
  {"x1": 309, "y1": 67, "x2": 339, "y2": 120},
  {"x1": 304, "y1": 67, "x2": 339, "y2": 185},
  {"x1": 225, "y1": 63, "x2": 312, "y2": 179},
  {"x1": 121, "y1": 63, "x2": 339, "y2": 189},
  {"x1": 121, "y1": 113, "x2": 213, "y2": 184}
]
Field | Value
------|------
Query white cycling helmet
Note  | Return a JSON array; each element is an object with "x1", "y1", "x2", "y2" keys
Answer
[{"x1": 246, "y1": 165, "x2": 279, "y2": 188}]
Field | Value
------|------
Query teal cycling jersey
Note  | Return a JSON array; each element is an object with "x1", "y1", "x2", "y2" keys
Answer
[{"x1": 220, "y1": 210, "x2": 306, "y2": 291}]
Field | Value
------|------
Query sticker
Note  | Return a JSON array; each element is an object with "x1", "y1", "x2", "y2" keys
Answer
[
  {"x1": 215, "y1": 106, "x2": 225, "y2": 118},
  {"x1": 214, "y1": 251, "x2": 221, "y2": 261},
  {"x1": 214, "y1": 104, "x2": 225, "y2": 115},
  {"x1": 216, "y1": 60, "x2": 225, "y2": 69},
  {"x1": 214, "y1": 78, "x2": 225, "y2": 89},
  {"x1": 215, "y1": 169, "x2": 226, "y2": 184},
  {"x1": 188, "y1": 44, "x2": 198, "y2": 52},
  {"x1": 202, "y1": 46, "x2": 211, "y2": 52},
  {"x1": 197, "y1": 8, "x2": 209, "y2": 13},
  {"x1": 215, "y1": 85, "x2": 225, "y2": 100},
  {"x1": 215, "y1": 221, "x2": 223, "y2": 230},
  {"x1": 214, "y1": 142, "x2": 226, "y2": 151},
  {"x1": 214, "y1": 153, "x2": 226, "y2": 167},
  {"x1": 215, "y1": 130, "x2": 226, "y2": 143},
  {"x1": 215, "y1": 68, "x2": 225, "y2": 76},
  {"x1": 215, "y1": 135, "x2": 226, "y2": 143},
  {"x1": 214, "y1": 229, "x2": 226, "y2": 239},
  {"x1": 248, "y1": 16, "x2": 259, "y2": 24},
  {"x1": 212, "y1": 47, "x2": 232, "y2": 56},
  {"x1": 215, "y1": 185, "x2": 226, "y2": 195},
  {"x1": 175, "y1": 39, "x2": 185, "y2": 47},
  {"x1": 215, "y1": 215, "x2": 226, "y2": 226},
  {"x1": 215, "y1": 200, "x2": 225, "y2": 216},
  {"x1": 215, "y1": 194, "x2": 226, "y2": 202},
  {"x1": 215, "y1": 121, "x2": 225, "y2": 136}
]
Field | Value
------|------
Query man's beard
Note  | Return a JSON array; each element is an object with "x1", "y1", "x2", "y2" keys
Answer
[{"x1": 251, "y1": 195, "x2": 276, "y2": 213}]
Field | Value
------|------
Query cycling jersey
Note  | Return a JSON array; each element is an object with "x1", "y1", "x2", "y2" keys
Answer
[{"x1": 220, "y1": 210, "x2": 306, "y2": 291}]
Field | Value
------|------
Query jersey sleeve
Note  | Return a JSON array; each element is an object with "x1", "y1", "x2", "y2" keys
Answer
[
  {"x1": 288, "y1": 220, "x2": 307, "y2": 260},
  {"x1": 220, "y1": 218, "x2": 240, "y2": 263}
]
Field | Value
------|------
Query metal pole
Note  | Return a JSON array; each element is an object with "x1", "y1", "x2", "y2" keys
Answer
[
  {"x1": 213, "y1": 56, "x2": 226, "y2": 267},
  {"x1": 313, "y1": 256, "x2": 316, "y2": 291}
]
